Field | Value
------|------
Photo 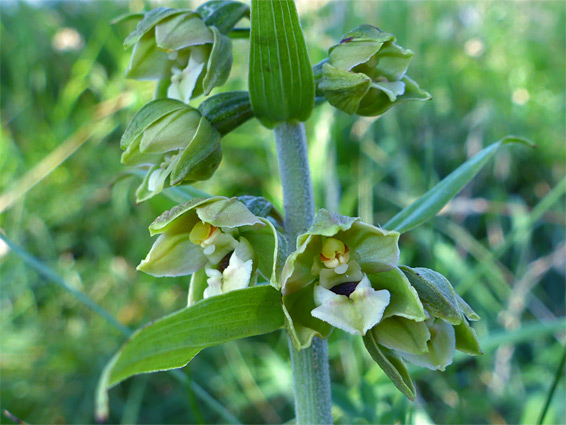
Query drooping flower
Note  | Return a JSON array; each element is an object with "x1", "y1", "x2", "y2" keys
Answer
[
  {"x1": 137, "y1": 196, "x2": 281, "y2": 305},
  {"x1": 281, "y1": 209, "x2": 425, "y2": 349},
  {"x1": 123, "y1": 2, "x2": 249, "y2": 101},
  {"x1": 315, "y1": 24, "x2": 431, "y2": 116}
]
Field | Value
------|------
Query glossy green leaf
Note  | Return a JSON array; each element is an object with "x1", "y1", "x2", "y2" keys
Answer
[
  {"x1": 400, "y1": 266, "x2": 462, "y2": 325},
  {"x1": 384, "y1": 137, "x2": 534, "y2": 233},
  {"x1": 249, "y1": 0, "x2": 314, "y2": 128},
  {"x1": 96, "y1": 285, "x2": 284, "y2": 417},
  {"x1": 363, "y1": 331, "x2": 415, "y2": 401}
]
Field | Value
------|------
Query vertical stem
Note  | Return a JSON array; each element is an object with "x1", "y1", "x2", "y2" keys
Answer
[{"x1": 274, "y1": 122, "x2": 333, "y2": 424}]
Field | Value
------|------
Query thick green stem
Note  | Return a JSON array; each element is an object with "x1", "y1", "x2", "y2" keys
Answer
[{"x1": 274, "y1": 122, "x2": 333, "y2": 424}]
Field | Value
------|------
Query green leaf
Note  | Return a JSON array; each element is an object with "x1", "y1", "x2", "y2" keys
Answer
[
  {"x1": 249, "y1": 0, "x2": 314, "y2": 128},
  {"x1": 203, "y1": 26, "x2": 233, "y2": 95},
  {"x1": 121, "y1": 99, "x2": 191, "y2": 149},
  {"x1": 400, "y1": 266, "x2": 462, "y2": 325},
  {"x1": 197, "y1": 1, "x2": 250, "y2": 35},
  {"x1": 363, "y1": 331, "x2": 415, "y2": 401},
  {"x1": 96, "y1": 285, "x2": 284, "y2": 417},
  {"x1": 384, "y1": 137, "x2": 534, "y2": 233},
  {"x1": 198, "y1": 91, "x2": 254, "y2": 135}
]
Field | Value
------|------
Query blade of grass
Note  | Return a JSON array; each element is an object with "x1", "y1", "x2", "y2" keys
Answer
[{"x1": 537, "y1": 344, "x2": 566, "y2": 424}]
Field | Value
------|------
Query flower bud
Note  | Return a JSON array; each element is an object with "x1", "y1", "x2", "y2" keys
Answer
[
  {"x1": 317, "y1": 25, "x2": 431, "y2": 116},
  {"x1": 120, "y1": 99, "x2": 222, "y2": 202}
]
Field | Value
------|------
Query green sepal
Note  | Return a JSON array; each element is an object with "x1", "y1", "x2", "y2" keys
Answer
[
  {"x1": 356, "y1": 41, "x2": 413, "y2": 82},
  {"x1": 368, "y1": 267, "x2": 426, "y2": 321},
  {"x1": 138, "y1": 108, "x2": 201, "y2": 154},
  {"x1": 363, "y1": 330, "x2": 416, "y2": 401},
  {"x1": 319, "y1": 63, "x2": 371, "y2": 115},
  {"x1": 121, "y1": 99, "x2": 191, "y2": 150},
  {"x1": 203, "y1": 26, "x2": 233, "y2": 95},
  {"x1": 454, "y1": 318, "x2": 483, "y2": 355},
  {"x1": 170, "y1": 117, "x2": 222, "y2": 184},
  {"x1": 456, "y1": 293, "x2": 481, "y2": 321},
  {"x1": 197, "y1": 1, "x2": 250, "y2": 35},
  {"x1": 124, "y1": 8, "x2": 191, "y2": 48},
  {"x1": 135, "y1": 159, "x2": 179, "y2": 203},
  {"x1": 328, "y1": 25, "x2": 394, "y2": 71},
  {"x1": 249, "y1": 0, "x2": 315, "y2": 128},
  {"x1": 121, "y1": 136, "x2": 163, "y2": 166},
  {"x1": 155, "y1": 12, "x2": 213, "y2": 51},
  {"x1": 400, "y1": 266, "x2": 463, "y2": 325},
  {"x1": 125, "y1": 33, "x2": 170, "y2": 80},
  {"x1": 399, "y1": 319, "x2": 455, "y2": 371},
  {"x1": 283, "y1": 283, "x2": 333, "y2": 351},
  {"x1": 198, "y1": 91, "x2": 254, "y2": 136},
  {"x1": 188, "y1": 268, "x2": 208, "y2": 306},
  {"x1": 96, "y1": 285, "x2": 285, "y2": 419},
  {"x1": 372, "y1": 316, "x2": 431, "y2": 355}
]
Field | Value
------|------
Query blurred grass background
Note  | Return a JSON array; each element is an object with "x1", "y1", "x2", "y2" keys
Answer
[{"x1": 1, "y1": 0, "x2": 565, "y2": 423}]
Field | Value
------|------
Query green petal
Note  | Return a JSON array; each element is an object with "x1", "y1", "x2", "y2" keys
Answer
[
  {"x1": 188, "y1": 268, "x2": 208, "y2": 306},
  {"x1": 170, "y1": 116, "x2": 222, "y2": 184},
  {"x1": 121, "y1": 136, "x2": 163, "y2": 166},
  {"x1": 241, "y1": 218, "x2": 283, "y2": 287},
  {"x1": 155, "y1": 13, "x2": 213, "y2": 51},
  {"x1": 281, "y1": 234, "x2": 320, "y2": 295},
  {"x1": 368, "y1": 267, "x2": 426, "y2": 321},
  {"x1": 125, "y1": 34, "x2": 170, "y2": 80},
  {"x1": 139, "y1": 108, "x2": 201, "y2": 154},
  {"x1": 283, "y1": 283, "x2": 333, "y2": 350},
  {"x1": 148, "y1": 197, "x2": 221, "y2": 235},
  {"x1": 195, "y1": 197, "x2": 264, "y2": 228},
  {"x1": 329, "y1": 34, "x2": 391, "y2": 71},
  {"x1": 400, "y1": 319, "x2": 455, "y2": 371},
  {"x1": 137, "y1": 232, "x2": 207, "y2": 277},
  {"x1": 124, "y1": 7, "x2": 190, "y2": 48},
  {"x1": 456, "y1": 293, "x2": 481, "y2": 321},
  {"x1": 400, "y1": 266, "x2": 463, "y2": 325},
  {"x1": 197, "y1": 1, "x2": 250, "y2": 35},
  {"x1": 319, "y1": 63, "x2": 371, "y2": 114},
  {"x1": 312, "y1": 276, "x2": 390, "y2": 335},
  {"x1": 305, "y1": 208, "x2": 358, "y2": 237},
  {"x1": 371, "y1": 80, "x2": 405, "y2": 102},
  {"x1": 203, "y1": 26, "x2": 233, "y2": 95},
  {"x1": 359, "y1": 41, "x2": 413, "y2": 82},
  {"x1": 372, "y1": 316, "x2": 430, "y2": 355},
  {"x1": 454, "y1": 318, "x2": 483, "y2": 355}
]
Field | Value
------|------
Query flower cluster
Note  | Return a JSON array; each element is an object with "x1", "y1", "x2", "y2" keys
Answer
[
  {"x1": 281, "y1": 209, "x2": 481, "y2": 387},
  {"x1": 137, "y1": 196, "x2": 280, "y2": 305},
  {"x1": 316, "y1": 25, "x2": 431, "y2": 116},
  {"x1": 123, "y1": 2, "x2": 248, "y2": 101}
]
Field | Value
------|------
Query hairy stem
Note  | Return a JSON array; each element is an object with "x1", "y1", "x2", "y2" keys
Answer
[{"x1": 274, "y1": 121, "x2": 333, "y2": 424}]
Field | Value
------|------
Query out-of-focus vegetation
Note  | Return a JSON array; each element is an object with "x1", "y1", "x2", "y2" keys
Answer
[{"x1": 1, "y1": 0, "x2": 564, "y2": 423}]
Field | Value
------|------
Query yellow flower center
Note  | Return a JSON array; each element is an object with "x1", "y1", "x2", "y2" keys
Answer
[
  {"x1": 320, "y1": 237, "x2": 350, "y2": 270},
  {"x1": 189, "y1": 221, "x2": 219, "y2": 247}
]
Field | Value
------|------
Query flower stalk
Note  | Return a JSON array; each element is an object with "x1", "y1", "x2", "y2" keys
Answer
[{"x1": 274, "y1": 122, "x2": 333, "y2": 424}]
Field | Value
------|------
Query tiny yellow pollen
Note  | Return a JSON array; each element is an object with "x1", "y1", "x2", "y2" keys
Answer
[{"x1": 189, "y1": 221, "x2": 213, "y2": 245}]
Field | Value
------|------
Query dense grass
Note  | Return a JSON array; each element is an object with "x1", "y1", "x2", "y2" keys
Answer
[{"x1": 1, "y1": 1, "x2": 564, "y2": 424}]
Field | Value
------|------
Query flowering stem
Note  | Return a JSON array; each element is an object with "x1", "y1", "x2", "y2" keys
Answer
[{"x1": 274, "y1": 121, "x2": 333, "y2": 424}]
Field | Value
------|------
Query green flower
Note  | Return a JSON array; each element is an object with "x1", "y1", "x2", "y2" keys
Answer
[
  {"x1": 123, "y1": 2, "x2": 249, "y2": 101},
  {"x1": 120, "y1": 99, "x2": 221, "y2": 202},
  {"x1": 369, "y1": 267, "x2": 483, "y2": 371},
  {"x1": 281, "y1": 209, "x2": 425, "y2": 349},
  {"x1": 316, "y1": 25, "x2": 431, "y2": 116},
  {"x1": 137, "y1": 196, "x2": 281, "y2": 305}
]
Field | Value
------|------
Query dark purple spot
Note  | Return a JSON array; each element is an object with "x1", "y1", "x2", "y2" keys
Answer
[
  {"x1": 217, "y1": 251, "x2": 234, "y2": 273},
  {"x1": 330, "y1": 281, "x2": 359, "y2": 297},
  {"x1": 340, "y1": 37, "x2": 354, "y2": 44}
]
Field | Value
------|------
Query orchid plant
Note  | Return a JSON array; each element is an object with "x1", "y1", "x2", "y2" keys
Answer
[{"x1": 96, "y1": 1, "x2": 530, "y2": 423}]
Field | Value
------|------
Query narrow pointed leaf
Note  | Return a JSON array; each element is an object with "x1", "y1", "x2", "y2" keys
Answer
[
  {"x1": 249, "y1": 0, "x2": 314, "y2": 128},
  {"x1": 363, "y1": 331, "x2": 415, "y2": 400},
  {"x1": 384, "y1": 137, "x2": 534, "y2": 233}
]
